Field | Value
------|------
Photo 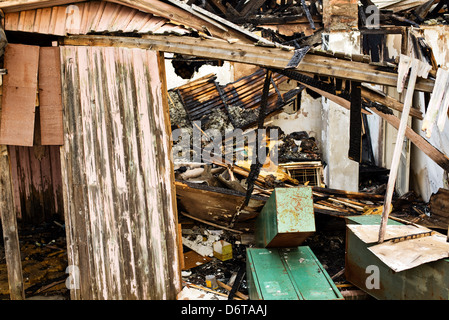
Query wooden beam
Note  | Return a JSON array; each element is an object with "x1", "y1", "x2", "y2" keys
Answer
[
  {"x1": 209, "y1": 0, "x2": 229, "y2": 15},
  {"x1": 157, "y1": 50, "x2": 183, "y2": 294},
  {"x1": 361, "y1": 86, "x2": 423, "y2": 120},
  {"x1": 370, "y1": 108, "x2": 449, "y2": 172},
  {"x1": 297, "y1": 80, "x2": 371, "y2": 115},
  {"x1": 61, "y1": 35, "x2": 435, "y2": 92},
  {"x1": 0, "y1": 145, "x2": 25, "y2": 300},
  {"x1": 378, "y1": 58, "x2": 423, "y2": 243},
  {"x1": 240, "y1": 0, "x2": 266, "y2": 16},
  {"x1": 190, "y1": 3, "x2": 276, "y2": 46},
  {"x1": 112, "y1": 0, "x2": 253, "y2": 43},
  {"x1": 291, "y1": 70, "x2": 449, "y2": 174}
]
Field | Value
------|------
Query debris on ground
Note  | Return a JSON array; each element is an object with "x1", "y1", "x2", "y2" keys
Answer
[
  {"x1": 2, "y1": 0, "x2": 449, "y2": 301},
  {"x1": 0, "y1": 220, "x2": 69, "y2": 300}
]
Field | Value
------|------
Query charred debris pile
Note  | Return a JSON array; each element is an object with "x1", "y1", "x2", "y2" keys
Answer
[
  {"x1": 168, "y1": 72, "x2": 433, "y2": 301},
  {"x1": 168, "y1": 0, "x2": 449, "y2": 297},
  {"x1": 179, "y1": 0, "x2": 449, "y2": 51}
]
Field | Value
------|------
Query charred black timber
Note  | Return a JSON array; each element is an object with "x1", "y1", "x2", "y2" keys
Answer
[
  {"x1": 349, "y1": 81, "x2": 362, "y2": 163},
  {"x1": 300, "y1": 0, "x2": 316, "y2": 30},
  {"x1": 273, "y1": 68, "x2": 351, "y2": 101},
  {"x1": 228, "y1": 70, "x2": 272, "y2": 228}
]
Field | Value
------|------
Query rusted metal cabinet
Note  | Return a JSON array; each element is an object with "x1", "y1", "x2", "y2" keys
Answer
[
  {"x1": 255, "y1": 187, "x2": 315, "y2": 248},
  {"x1": 246, "y1": 247, "x2": 344, "y2": 300},
  {"x1": 345, "y1": 215, "x2": 449, "y2": 300}
]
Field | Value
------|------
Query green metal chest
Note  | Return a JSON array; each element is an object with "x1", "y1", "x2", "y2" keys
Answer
[
  {"x1": 255, "y1": 187, "x2": 315, "y2": 248},
  {"x1": 246, "y1": 246, "x2": 344, "y2": 300}
]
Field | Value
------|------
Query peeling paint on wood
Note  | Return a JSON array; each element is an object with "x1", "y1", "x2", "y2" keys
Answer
[
  {"x1": 60, "y1": 45, "x2": 180, "y2": 300},
  {"x1": 3, "y1": 1, "x2": 190, "y2": 36}
]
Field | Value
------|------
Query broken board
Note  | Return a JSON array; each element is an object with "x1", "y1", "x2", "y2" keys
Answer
[
  {"x1": 38, "y1": 46, "x2": 63, "y2": 145},
  {"x1": 0, "y1": 44, "x2": 39, "y2": 146},
  {"x1": 182, "y1": 250, "x2": 212, "y2": 270},
  {"x1": 175, "y1": 180, "x2": 266, "y2": 225}
]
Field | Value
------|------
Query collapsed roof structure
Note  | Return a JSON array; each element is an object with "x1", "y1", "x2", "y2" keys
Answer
[{"x1": 0, "y1": 0, "x2": 448, "y2": 302}]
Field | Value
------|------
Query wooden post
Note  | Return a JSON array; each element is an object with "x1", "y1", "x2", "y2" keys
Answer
[
  {"x1": 378, "y1": 57, "x2": 430, "y2": 243},
  {"x1": 0, "y1": 145, "x2": 25, "y2": 300}
]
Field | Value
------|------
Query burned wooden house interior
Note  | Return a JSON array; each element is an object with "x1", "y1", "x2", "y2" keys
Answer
[{"x1": 1, "y1": 0, "x2": 449, "y2": 302}]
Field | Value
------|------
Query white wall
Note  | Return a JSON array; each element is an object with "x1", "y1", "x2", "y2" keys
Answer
[
  {"x1": 321, "y1": 31, "x2": 361, "y2": 191},
  {"x1": 268, "y1": 88, "x2": 323, "y2": 145},
  {"x1": 367, "y1": 26, "x2": 449, "y2": 201},
  {"x1": 410, "y1": 26, "x2": 449, "y2": 202}
]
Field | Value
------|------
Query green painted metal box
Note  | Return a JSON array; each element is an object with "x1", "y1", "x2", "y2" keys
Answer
[
  {"x1": 246, "y1": 246, "x2": 344, "y2": 300},
  {"x1": 345, "y1": 215, "x2": 449, "y2": 300},
  {"x1": 255, "y1": 187, "x2": 315, "y2": 248}
]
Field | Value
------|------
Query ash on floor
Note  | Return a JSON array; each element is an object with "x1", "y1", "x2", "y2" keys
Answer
[
  {"x1": 0, "y1": 220, "x2": 70, "y2": 300},
  {"x1": 180, "y1": 213, "x2": 347, "y2": 299}
]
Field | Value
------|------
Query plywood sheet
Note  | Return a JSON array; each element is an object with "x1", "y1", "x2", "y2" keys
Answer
[
  {"x1": 347, "y1": 224, "x2": 449, "y2": 272},
  {"x1": 347, "y1": 224, "x2": 431, "y2": 244},
  {"x1": 39, "y1": 46, "x2": 63, "y2": 145},
  {"x1": 369, "y1": 233, "x2": 449, "y2": 272},
  {"x1": 0, "y1": 43, "x2": 39, "y2": 146}
]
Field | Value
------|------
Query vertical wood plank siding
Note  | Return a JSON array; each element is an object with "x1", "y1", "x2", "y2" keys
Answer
[
  {"x1": 8, "y1": 145, "x2": 64, "y2": 224},
  {"x1": 4, "y1": 1, "x2": 190, "y2": 36},
  {"x1": 60, "y1": 45, "x2": 180, "y2": 300}
]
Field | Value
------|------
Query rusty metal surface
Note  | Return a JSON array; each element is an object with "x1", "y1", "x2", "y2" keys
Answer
[
  {"x1": 255, "y1": 187, "x2": 315, "y2": 248},
  {"x1": 276, "y1": 186, "x2": 315, "y2": 233}
]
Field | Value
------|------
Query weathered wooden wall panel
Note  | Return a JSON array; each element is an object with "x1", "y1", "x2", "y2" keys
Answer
[
  {"x1": 0, "y1": 145, "x2": 25, "y2": 300},
  {"x1": 0, "y1": 44, "x2": 39, "y2": 146},
  {"x1": 8, "y1": 145, "x2": 64, "y2": 224},
  {"x1": 60, "y1": 45, "x2": 180, "y2": 300},
  {"x1": 39, "y1": 47, "x2": 64, "y2": 146},
  {"x1": 4, "y1": 1, "x2": 190, "y2": 36}
]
